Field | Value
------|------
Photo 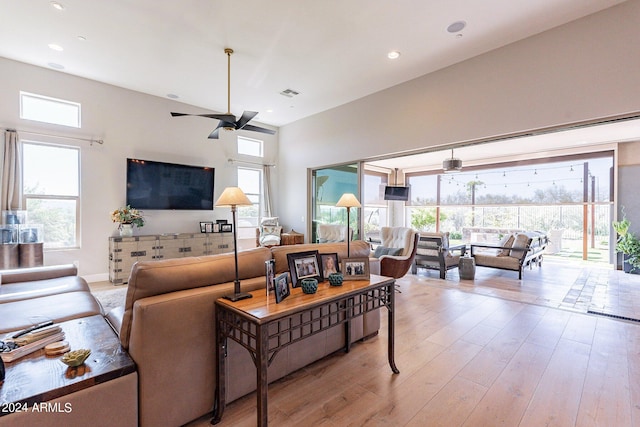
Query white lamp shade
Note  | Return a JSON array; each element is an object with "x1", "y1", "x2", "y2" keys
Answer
[
  {"x1": 336, "y1": 193, "x2": 361, "y2": 208},
  {"x1": 215, "y1": 187, "x2": 252, "y2": 207}
]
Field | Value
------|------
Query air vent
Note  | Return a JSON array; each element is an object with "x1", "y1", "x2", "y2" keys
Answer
[{"x1": 280, "y1": 89, "x2": 300, "y2": 98}]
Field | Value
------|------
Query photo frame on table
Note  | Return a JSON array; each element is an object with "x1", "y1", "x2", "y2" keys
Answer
[
  {"x1": 341, "y1": 257, "x2": 370, "y2": 280},
  {"x1": 265, "y1": 259, "x2": 275, "y2": 295},
  {"x1": 200, "y1": 221, "x2": 214, "y2": 233},
  {"x1": 274, "y1": 272, "x2": 290, "y2": 303},
  {"x1": 320, "y1": 253, "x2": 340, "y2": 280},
  {"x1": 220, "y1": 223, "x2": 233, "y2": 233},
  {"x1": 286, "y1": 250, "x2": 321, "y2": 287}
]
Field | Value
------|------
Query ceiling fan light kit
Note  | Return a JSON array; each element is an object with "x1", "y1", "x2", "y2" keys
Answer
[
  {"x1": 443, "y1": 149, "x2": 462, "y2": 173},
  {"x1": 170, "y1": 47, "x2": 276, "y2": 139}
]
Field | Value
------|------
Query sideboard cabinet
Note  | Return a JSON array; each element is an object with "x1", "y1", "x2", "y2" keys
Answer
[{"x1": 108, "y1": 233, "x2": 234, "y2": 284}]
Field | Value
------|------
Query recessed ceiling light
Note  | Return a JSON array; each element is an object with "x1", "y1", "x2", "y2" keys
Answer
[
  {"x1": 166, "y1": 94, "x2": 179, "y2": 99},
  {"x1": 77, "y1": 35, "x2": 86, "y2": 41},
  {"x1": 48, "y1": 43, "x2": 64, "y2": 51},
  {"x1": 50, "y1": 2, "x2": 65, "y2": 11},
  {"x1": 48, "y1": 62, "x2": 65, "y2": 70},
  {"x1": 266, "y1": 109, "x2": 274, "y2": 113},
  {"x1": 447, "y1": 21, "x2": 466, "y2": 33},
  {"x1": 387, "y1": 51, "x2": 401, "y2": 59}
]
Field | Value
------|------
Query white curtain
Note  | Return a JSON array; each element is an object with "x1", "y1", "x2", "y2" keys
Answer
[
  {"x1": 263, "y1": 165, "x2": 273, "y2": 217},
  {"x1": 1, "y1": 130, "x2": 22, "y2": 211}
]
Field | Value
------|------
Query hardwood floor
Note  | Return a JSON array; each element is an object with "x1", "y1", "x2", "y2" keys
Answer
[{"x1": 185, "y1": 262, "x2": 640, "y2": 426}]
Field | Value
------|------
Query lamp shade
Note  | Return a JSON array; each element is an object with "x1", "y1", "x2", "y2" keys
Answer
[
  {"x1": 336, "y1": 193, "x2": 361, "y2": 208},
  {"x1": 215, "y1": 187, "x2": 252, "y2": 207}
]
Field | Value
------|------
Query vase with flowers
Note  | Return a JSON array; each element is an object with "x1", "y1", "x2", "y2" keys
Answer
[{"x1": 111, "y1": 205, "x2": 145, "y2": 237}]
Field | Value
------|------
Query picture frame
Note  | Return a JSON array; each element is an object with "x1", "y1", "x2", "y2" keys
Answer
[
  {"x1": 265, "y1": 259, "x2": 275, "y2": 295},
  {"x1": 320, "y1": 253, "x2": 340, "y2": 280},
  {"x1": 200, "y1": 221, "x2": 214, "y2": 233},
  {"x1": 220, "y1": 223, "x2": 233, "y2": 233},
  {"x1": 286, "y1": 250, "x2": 321, "y2": 287},
  {"x1": 341, "y1": 257, "x2": 370, "y2": 280},
  {"x1": 274, "y1": 272, "x2": 290, "y2": 303}
]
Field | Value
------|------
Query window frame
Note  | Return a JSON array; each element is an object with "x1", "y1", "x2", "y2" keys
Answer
[
  {"x1": 19, "y1": 91, "x2": 82, "y2": 128},
  {"x1": 237, "y1": 136, "x2": 264, "y2": 158},
  {"x1": 21, "y1": 140, "x2": 81, "y2": 250}
]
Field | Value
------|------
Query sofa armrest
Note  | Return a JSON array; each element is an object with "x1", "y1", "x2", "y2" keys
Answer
[
  {"x1": 0, "y1": 264, "x2": 78, "y2": 284},
  {"x1": 106, "y1": 305, "x2": 125, "y2": 336}
]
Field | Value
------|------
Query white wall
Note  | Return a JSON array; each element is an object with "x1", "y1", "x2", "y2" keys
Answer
[
  {"x1": 0, "y1": 58, "x2": 277, "y2": 280},
  {"x1": 278, "y1": 0, "x2": 640, "y2": 236}
]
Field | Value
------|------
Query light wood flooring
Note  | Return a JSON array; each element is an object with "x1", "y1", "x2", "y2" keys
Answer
[{"x1": 181, "y1": 261, "x2": 640, "y2": 426}]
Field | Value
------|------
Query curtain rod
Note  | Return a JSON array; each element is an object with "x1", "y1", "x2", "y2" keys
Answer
[
  {"x1": 227, "y1": 158, "x2": 275, "y2": 167},
  {"x1": 3, "y1": 128, "x2": 104, "y2": 145}
]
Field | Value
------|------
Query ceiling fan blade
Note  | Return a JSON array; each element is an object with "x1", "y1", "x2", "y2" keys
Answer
[
  {"x1": 171, "y1": 112, "x2": 236, "y2": 122},
  {"x1": 236, "y1": 111, "x2": 259, "y2": 129},
  {"x1": 208, "y1": 121, "x2": 235, "y2": 139},
  {"x1": 242, "y1": 124, "x2": 276, "y2": 135}
]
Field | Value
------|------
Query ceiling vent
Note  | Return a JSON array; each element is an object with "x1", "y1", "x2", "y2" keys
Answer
[{"x1": 280, "y1": 89, "x2": 300, "y2": 98}]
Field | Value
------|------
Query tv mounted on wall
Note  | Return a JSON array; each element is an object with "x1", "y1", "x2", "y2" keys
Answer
[
  {"x1": 126, "y1": 158, "x2": 215, "y2": 210},
  {"x1": 384, "y1": 186, "x2": 410, "y2": 201}
]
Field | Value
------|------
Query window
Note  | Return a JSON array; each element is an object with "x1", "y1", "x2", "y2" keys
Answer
[
  {"x1": 20, "y1": 92, "x2": 81, "y2": 128},
  {"x1": 363, "y1": 170, "x2": 388, "y2": 241},
  {"x1": 237, "y1": 136, "x2": 263, "y2": 157},
  {"x1": 22, "y1": 142, "x2": 80, "y2": 249},
  {"x1": 237, "y1": 167, "x2": 262, "y2": 242}
]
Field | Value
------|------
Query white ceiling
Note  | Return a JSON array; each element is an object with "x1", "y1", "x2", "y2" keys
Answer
[{"x1": 0, "y1": 0, "x2": 628, "y2": 128}]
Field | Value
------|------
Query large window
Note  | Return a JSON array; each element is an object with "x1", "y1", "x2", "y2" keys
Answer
[
  {"x1": 22, "y1": 142, "x2": 80, "y2": 249},
  {"x1": 237, "y1": 167, "x2": 262, "y2": 243}
]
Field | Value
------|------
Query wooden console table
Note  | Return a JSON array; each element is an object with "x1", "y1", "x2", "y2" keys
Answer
[
  {"x1": 0, "y1": 315, "x2": 135, "y2": 418},
  {"x1": 211, "y1": 275, "x2": 399, "y2": 426}
]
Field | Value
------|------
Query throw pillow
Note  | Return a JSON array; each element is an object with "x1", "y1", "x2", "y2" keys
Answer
[
  {"x1": 261, "y1": 217, "x2": 279, "y2": 226},
  {"x1": 373, "y1": 246, "x2": 391, "y2": 258},
  {"x1": 498, "y1": 234, "x2": 515, "y2": 256},
  {"x1": 509, "y1": 233, "x2": 529, "y2": 258}
]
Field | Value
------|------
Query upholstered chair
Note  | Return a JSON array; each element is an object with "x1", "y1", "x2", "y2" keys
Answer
[
  {"x1": 256, "y1": 217, "x2": 282, "y2": 247},
  {"x1": 411, "y1": 232, "x2": 466, "y2": 279},
  {"x1": 316, "y1": 223, "x2": 350, "y2": 243},
  {"x1": 369, "y1": 226, "x2": 419, "y2": 279}
]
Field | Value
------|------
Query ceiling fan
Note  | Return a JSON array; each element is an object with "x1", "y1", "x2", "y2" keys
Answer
[{"x1": 171, "y1": 48, "x2": 276, "y2": 139}]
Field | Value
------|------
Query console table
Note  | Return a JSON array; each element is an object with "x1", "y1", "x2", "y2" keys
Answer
[
  {"x1": 108, "y1": 232, "x2": 234, "y2": 284},
  {"x1": 211, "y1": 275, "x2": 399, "y2": 426}
]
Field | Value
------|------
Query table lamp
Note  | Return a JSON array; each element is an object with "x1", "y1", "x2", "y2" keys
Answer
[
  {"x1": 336, "y1": 193, "x2": 361, "y2": 257},
  {"x1": 215, "y1": 187, "x2": 254, "y2": 301}
]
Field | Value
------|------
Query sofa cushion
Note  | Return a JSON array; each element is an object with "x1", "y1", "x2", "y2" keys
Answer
[
  {"x1": 0, "y1": 276, "x2": 89, "y2": 304},
  {"x1": 509, "y1": 233, "x2": 530, "y2": 258},
  {"x1": 260, "y1": 216, "x2": 279, "y2": 226},
  {"x1": 0, "y1": 291, "x2": 103, "y2": 334},
  {"x1": 259, "y1": 225, "x2": 282, "y2": 246},
  {"x1": 373, "y1": 246, "x2": 403, "y2": 258},
  {"x1": 498, "y1": 234, "x2": 515, "y2": 256}
]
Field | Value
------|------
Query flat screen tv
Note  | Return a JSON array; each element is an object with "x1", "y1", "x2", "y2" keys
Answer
[
  {"x1": 126, "y1": 158, "x2": 215, "y2": 210},
  {"x1": 384, "y1": 185, "x2": 410, "y2": 201}
]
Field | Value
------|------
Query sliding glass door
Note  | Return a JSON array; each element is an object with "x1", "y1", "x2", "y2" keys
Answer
[{"x1": 311, "y1": 163, "x2": 360, "y2": 244}]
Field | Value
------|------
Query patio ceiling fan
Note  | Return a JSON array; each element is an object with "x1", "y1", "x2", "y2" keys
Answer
[{"x1": 171, "y1": 48, "x2": 276, "y2": 139}]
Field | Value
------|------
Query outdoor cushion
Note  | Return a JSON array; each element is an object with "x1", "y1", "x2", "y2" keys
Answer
[
  {"x1": 509, "y1": 233, "x2": 530, "y2": 257},
  {"x1": 498, "y1": 234, "x2": 515, "y2": 256}
]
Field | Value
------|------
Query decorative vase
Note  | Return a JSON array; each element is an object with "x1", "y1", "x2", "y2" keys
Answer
[
  {"x1": 328, "y1": 273, "x2": 343, "y2": 286},
  {"x1": 120, "y1": 224, "x2": 134, "y2": 237},
  {"x1": 300, "y1": 278, "x2": 318, "y2": 294}
]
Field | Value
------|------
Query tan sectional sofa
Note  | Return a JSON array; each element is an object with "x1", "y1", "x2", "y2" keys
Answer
[
  {"x1": 0, "y1": 264, "x2": 102, "y2": 333},
  {"x1": 106, "y1": 240, "x2": 380, "y2": 427}
]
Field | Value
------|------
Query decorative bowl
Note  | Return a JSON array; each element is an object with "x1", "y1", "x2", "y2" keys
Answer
[
  {"x1": 300, "y1": 278, "x2": 318, "y2": 294},
  {"x1": 61, "y1": 349, "x2": 91, "y2": 367},
  {"x1": 328, "y1": 273, "x2": 344, "y2": 286}
]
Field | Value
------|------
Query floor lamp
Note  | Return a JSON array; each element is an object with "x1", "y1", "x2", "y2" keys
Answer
[
  {"x1": 336, "y1": 193, "x2": 361, "y2": 257},
  {"x1": 215, "y1": 187, "x2": 253, "y2": 302}
]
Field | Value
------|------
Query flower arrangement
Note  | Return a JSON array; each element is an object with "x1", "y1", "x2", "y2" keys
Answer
[{"x1": 111, "y1": 205, "x2": 145, "y2": 228}]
